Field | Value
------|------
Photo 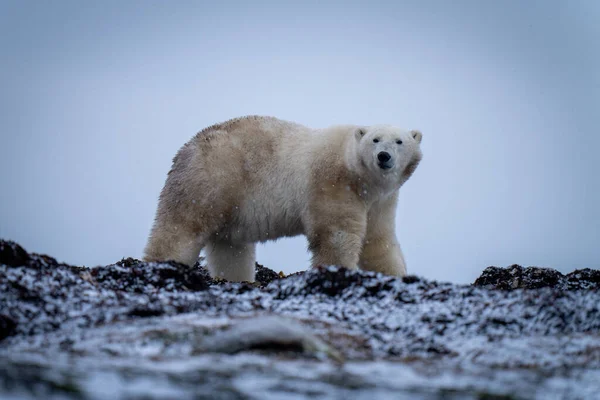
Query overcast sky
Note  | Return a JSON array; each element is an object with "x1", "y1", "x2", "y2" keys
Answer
[{"x1": 1, "y1": 0, "x2": 598, "y2": 283}]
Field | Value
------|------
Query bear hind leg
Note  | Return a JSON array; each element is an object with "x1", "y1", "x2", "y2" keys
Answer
[
  {"x1": 204, "y1": 240, "x2": 256, "y2": 282},
  {"x1": 143, "y1": 221, "x2": 208, "y2": 267}
]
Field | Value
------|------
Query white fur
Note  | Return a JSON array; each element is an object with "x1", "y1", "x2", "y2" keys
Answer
[
  {"x1": 144, "y1": 116, "x2": 423, "y2": 281},
  {"x1": 204, "y1": 241, "x2": 256, "y2": 282}
]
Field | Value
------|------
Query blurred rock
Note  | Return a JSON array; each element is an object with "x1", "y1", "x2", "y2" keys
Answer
[
  {"x1": 474, "y1": 264, "x2": 600, "y2": 290},
  {"x1": 1, "y1": 239, "x2": 599, "y2": 399}
]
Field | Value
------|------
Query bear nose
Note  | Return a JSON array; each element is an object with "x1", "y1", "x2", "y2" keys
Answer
[{"x1": 377, "y1": 151, "x2": 391, "y2": 162}]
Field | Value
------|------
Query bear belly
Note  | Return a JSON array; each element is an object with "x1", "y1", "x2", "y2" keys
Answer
[{"x1": 226, "y1": 200, "x2": 304, "y2": 244}]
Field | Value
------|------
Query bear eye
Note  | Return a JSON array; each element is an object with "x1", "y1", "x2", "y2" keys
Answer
[
  {"x1": 396, "y1": 140, "x2": 403, "y2": 145},
  {"x1": 373, "y1": 138, "x2": 379, "y2": 143}
]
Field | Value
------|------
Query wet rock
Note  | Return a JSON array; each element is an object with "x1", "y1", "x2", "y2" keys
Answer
[
  {"x1": 0, "y1": 360, "x2": 83, "y2": 398},
  {"x1": 197, "y1": 315, "x2": 343, "y2": 362},
  {"x1": 0, "y1": 243, "x2": 218, "y2": 337},
  {"x1": 0, "y1": 315, "x2": 16, "y2": 341},
  {"x1": 473, "y1": 264, "x2": 600, "y2": 290},
  {"x1": 188, "y1": 260, "x2": 281, "y2": 287},
  {"x1": 1, "y1": 240, "x2": 599, "y2": 399},
  {"x1": 0, "y1": 240, "x2": 30, "y2": 267},
  {"x1": 254, "y1": 262, "x2": 282, "y2": 286},
  {"x1": 91, "y1": 257, "x2": 210, "y2": 292},
  {"x1": 272, "y1": 265, "x2": 397, "y2": 299},
  {"x1": 192, "y1": 258, "x2": 221, "y2": 286},
  {"x1": 127, "y1": 303, "x2": 166, "y2": 318},
  {"x1": 565, "y1": 268, "x2": 600, "y2": 290},
  {"x1": 402, "y1": 275, "x2": 420, "y2": 284},
  {"x1": 302, "y1": 265, "x2": 364, "y2": 296}
]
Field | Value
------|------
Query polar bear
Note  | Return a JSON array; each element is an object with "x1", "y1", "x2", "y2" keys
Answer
[{"x1": 144, "y1": 116, "x2": 423, "y2": 282}]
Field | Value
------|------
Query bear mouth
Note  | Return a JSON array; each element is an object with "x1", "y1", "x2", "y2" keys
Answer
[{"x1": 378, "y1": 161, "x2": 394, "y2": 170}]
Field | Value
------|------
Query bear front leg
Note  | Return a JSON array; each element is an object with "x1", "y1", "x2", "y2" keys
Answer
[
  {"x1": 306, "y1": 198, "x2": 367, "y2": 270},
  {"x1": 359, "y1": 193, "x2": 407, "y2": 277},
  {"x1": 360, "y1": 234, "x2": 407, "y2": 277}
]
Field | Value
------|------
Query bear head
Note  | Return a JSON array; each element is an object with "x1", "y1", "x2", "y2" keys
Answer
[{"x1": 354, "y1": 125, "x2": 423, "y2": 189}]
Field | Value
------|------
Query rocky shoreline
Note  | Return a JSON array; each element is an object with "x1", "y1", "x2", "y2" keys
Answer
[{"x1": 1, "y1": 239, "x2": 599, "y2": 399}]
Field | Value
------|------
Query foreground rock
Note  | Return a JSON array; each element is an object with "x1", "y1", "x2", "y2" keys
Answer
[{"x1": 0, "y1": 239, "x2": 599, "y2": 399}]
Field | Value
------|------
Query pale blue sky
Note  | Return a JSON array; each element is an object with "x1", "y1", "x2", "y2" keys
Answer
[{"x1": 1, "y1": 0, "x2": 598, "y2": 283}]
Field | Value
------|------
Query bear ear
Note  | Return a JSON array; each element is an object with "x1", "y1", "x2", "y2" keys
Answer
[
  {"x1": 355, "y1": 127, "x2": 366, "y2": 140},
  {"x1": 411, "y1": 129, "x2": 423, "y2": 144}
]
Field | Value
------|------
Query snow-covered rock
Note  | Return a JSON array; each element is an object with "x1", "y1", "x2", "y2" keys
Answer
[{"x1": 1, "y1": 239, "x2": 599, "y2": 399}]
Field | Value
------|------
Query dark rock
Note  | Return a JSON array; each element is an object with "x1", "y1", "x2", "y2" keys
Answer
[
  {"x1": 474, "y1": 265, "x2": 600, "y2": 290},
  {"x1": 301, "y1": 266, "x2": 360, "y2": 296},
  {"x1": 565, "y1": 268, "x2": 600, "y2": 290},
  {"x1": 128, "y1": 304, "x2": 166, "y2": 318},
  {"x1": 1, "y1": 239, "x2": 600, "y2": 398},
  {"x1": 91, "y1": 258, "x2": 210, "y2": 292},
  {"x1": 402, "y1": 275, "x2": 420, "y2": 284},
  {"x1": 0, "y1": 240, "x2": 30, "y2": 267},
  {"x1": 474, "y1": 264, "x2": 571, "y2": 290},
  {"x1": 255, "y1": 262, "x2": 281, "y2": 286},
  {"x1": 192, "y1": 259, "x2": 220, "y2": 285},
  {"x1": 1, "y1": 239, "x2": 599, "y2": 360},
  {"x1": 0, "y1": 315, "x2": 17, "y2": 340},
  {"x1": 272, "y1": 265, "x2": 384, "y2": 298}
]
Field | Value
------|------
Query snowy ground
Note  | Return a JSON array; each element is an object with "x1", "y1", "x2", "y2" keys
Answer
[{"x1": 1, "y1": 240, "x2": 599, "y2": 399}]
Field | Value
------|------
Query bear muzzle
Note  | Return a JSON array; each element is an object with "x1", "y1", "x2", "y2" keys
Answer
[{"x1": 377, "y1": 151, "x2": 394, "y2": 170}]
